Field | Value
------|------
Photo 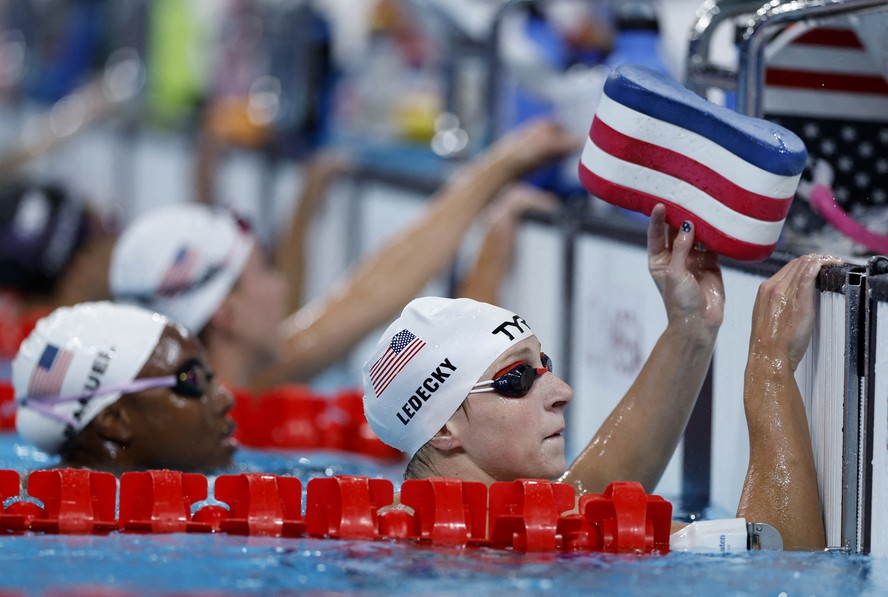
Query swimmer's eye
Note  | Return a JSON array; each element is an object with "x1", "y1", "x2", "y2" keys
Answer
[
  {"x1": 469, "y1": 352, "x2": 552, "y2": 398},
  {"x1": 172, "y1": 359, "x2": 213, "y2": 398}
]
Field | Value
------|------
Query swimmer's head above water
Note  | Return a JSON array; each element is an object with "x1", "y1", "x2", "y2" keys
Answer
[
  {"x1": 362, "y1": 297, "x2": 572, "y2": 483},
  {"x1": 109, "y1": 204, "x2": 256, "y2": 333},
  {"x1": 13, "y1": 301, "x2": 237, "y2": 472}
]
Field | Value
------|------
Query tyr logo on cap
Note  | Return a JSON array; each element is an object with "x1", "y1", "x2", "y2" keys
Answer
[
  {"x1": 369, "y1": 329, "x2": 426, "y2": 397},
  {"x1": 491, "y1": 314, "x2": 531, "y2": 341}
]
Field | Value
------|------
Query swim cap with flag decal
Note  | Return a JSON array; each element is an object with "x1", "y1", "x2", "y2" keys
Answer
[
  {"x1": 109, "y1": 203, "x2": 254, "y2": 333},
  {"x1": 362, "y1": 297, "x2": 536, "y2": 457},
  {"x1": 13, "y1": 301, "x2": 169, "y2": 455}
]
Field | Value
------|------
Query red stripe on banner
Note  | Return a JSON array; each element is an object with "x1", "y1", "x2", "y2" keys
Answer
[
  {"x1": 374, "y1": 340, "x2": 425, "y2": 397},
  {"x1": 793, "y1": 28, "x2": 863, "y2": 49},
  {"x1": 577, "y1": 167, "x2": 777, "y2": 262},
  {"x1": 765, "y1": 68, "x2": 888, "y2": 95},
  {"x1": 590, "y1": 118, "x2": 794, "y2": 222}
]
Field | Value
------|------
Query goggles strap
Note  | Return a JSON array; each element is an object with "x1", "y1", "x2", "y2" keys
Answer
[{"x1": 20, "y1": 375, "x2": 178, "y2": 410}]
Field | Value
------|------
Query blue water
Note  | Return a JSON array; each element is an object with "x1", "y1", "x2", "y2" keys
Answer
[{"x1": 1, "y1": 431, "x2": 887, "y2": 597}]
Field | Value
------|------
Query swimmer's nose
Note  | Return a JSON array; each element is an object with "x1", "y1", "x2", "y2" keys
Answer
[
  {"x1": 545, "y1": 374, "x2": 572, "y2": 411},
  {"x1": 211, "y1": 382, "x2": 235, "y2": 416}
]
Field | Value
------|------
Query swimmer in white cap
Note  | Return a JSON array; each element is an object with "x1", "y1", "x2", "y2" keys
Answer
[
  {"x1": 13, "y1": 301, "x2": 236, "y2": 472},
  {"x1": 110, "y1": 119, "x2": 580, "y2": 392},
  {"x1": 364, "y1": 206, "x2": 839, "y2": 550}
]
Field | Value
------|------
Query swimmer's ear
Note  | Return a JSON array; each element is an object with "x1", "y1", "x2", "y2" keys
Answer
[
  {"x1": 90, "y1": 401, "x2": 133, "y2": 445},
  {"x1": 428, "y1": 424, "x2": 462, "y2": 451}
]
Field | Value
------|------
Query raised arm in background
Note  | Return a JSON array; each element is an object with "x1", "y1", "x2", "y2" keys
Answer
[{"x1": 253, "y1": 119, "x2": 582, "y2": 389}]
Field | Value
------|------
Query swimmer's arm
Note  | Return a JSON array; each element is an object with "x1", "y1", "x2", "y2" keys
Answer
[
  {"x1": 455, "y1": 184, "x2": 559, "y2": 305},
  {"x1": 274, "y1": 152, "x2": 349, "y2": 314},
  {"x1": 560, "y1": 206, "x2": 722, "y2": 494},
  {"x1": 560, "y1": 320, "x2": 717, "y2": 495},
  {"x1": 254, "y1": 120, "x2": 582, "y2": 388},
  {"x1": 736, "y1": 354, "x2": 825, "y2": 551},
  {"x1": 735, "y1": 255, "x2": 838, "y2": 551}
]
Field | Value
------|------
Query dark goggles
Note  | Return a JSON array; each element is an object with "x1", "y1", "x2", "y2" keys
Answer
[
  {"x1": 19, "y1": 359, "x2": 213, "y2": 427},
  {"x1": 469, "y1": 353, "x2": 552, "y2": 398}
]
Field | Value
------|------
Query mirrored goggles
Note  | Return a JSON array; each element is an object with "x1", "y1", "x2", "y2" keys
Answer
[
  {"x1": 468, "y1": 353, "x2": 552, "y2": 398},
  {"x1": 18, "y1": 358, "x2": 213, "y2": 428}
]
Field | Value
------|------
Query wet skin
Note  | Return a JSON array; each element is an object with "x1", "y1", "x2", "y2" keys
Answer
[
  {"x1": 115, "y1": 324, "x2": 238, "y2": 471},
  {"x1": 446, "y1": 336, "x2": 574, "y2": 483}
]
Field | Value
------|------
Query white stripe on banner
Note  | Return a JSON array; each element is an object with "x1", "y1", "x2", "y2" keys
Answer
[
  {"x1": 768, "y1": 45, "x2": 882, "y2": 76},
  {"x1": 580, "y1": 142, "x2": 786, "y2": 246},
  {"x1": 595, "y1": 98, "x2": 802, "y2": 199},
  {"x1": 764, "y1": 87, "x2": 888, "y2": 121}
]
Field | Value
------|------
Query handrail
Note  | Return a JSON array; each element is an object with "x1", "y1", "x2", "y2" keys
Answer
[
  {"x1": 736, "y1": 0, "x2": 888, "y2": 116},
  {"x1": 685, "y1": 0, "x2": 771, "y2": 95},
  {"x1": 483, "y1": 0, "x2": 534, "y2": 148}
]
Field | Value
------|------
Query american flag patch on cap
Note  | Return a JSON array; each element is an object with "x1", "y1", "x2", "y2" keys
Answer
[
  {"x1": 28, "y1": 344, "x2": 73, "y2": 397},
  {"x1": 369, "y1": 329, "x2": 426, "y2": 397},
  {"x1": 579, "y1": 64, "x2": 807, "y2": 261}
]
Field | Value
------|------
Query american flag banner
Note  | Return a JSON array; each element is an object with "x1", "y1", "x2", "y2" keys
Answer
[
  {"x1": 159, "y1": 246, "x2": 199, "y2": 294},
  {"x1": 763, "y1": 21, "x2": 888, "y2": 235},
  {"x1": 369, "y1": 329, "x2": 426, "y2": 397},
  {"x1": 578, "y1": 64, "x2": 806, "y2": 261},
  {"x1": 28, "y1": 344, "x2": 74, "y2": 397}
]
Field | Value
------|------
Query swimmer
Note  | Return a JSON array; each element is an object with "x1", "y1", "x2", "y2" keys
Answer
[
  {"x1": 12, "y1": 302, "x2": 235, "y2": 473},
  {"x1": 362, "y1": 211, "x2": 838, "y2": 550},
  {"x1": 109, "y1": 118, "x2": 580, "y2": 392},
  {"x1": 364, "y1": 204, "x2": 723, "y2": 493},
  {"x1": 0, "y1": 180, "x2": 116, "y2": 323}
]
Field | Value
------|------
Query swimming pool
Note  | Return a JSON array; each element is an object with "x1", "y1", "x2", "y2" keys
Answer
[{"x1": 0, "y1": 431, "x2": 885, "y2": 597}]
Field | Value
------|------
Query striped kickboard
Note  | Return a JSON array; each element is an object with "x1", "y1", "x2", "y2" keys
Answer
[{"x1": 578, "y1": 64, "x2": 807, "y2": 261}]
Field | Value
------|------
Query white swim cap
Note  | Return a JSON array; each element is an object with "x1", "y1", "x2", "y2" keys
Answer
[
  {"x1": 13, "y1": 301, "x2": 168, "y2": 454},
  {"x1": 362, "y1": 297, "x2": 536, "y2": 457},
  {"x1": 109, "y1": 203, "x2": 255, "y2": 332}
]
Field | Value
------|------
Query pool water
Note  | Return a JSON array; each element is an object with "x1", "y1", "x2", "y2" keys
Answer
[{"x1": 1, "y1": 432, "x2": 886, "y2": 597}]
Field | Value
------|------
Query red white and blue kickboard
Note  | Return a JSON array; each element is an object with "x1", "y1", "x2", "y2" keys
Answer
[{"x1": 578, "y1": 64, "x2": 807, "y2": 261}]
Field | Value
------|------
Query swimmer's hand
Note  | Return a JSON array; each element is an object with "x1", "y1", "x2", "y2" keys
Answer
[
  {"x1": 748, "y1": 254, "x2": 843, "y2": 373},
  {"x1": 647, "y1": 204, "x2": 724, "y2": 337},
  {"x1": 487, "y1": 118, "x2": 583, "y2": 179}
]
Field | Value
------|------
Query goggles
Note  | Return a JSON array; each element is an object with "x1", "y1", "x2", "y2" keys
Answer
[
  {"x1": 18, "y1": 358, "x2": 213, "y2": 428},
  {"x1": 468, "y1": 353, "x2": 552, "y2": 398}
]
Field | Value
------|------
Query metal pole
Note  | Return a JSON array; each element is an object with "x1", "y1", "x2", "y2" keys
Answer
[{"x1": 737, "y1": 0, "x2": 888, "y2": 116}]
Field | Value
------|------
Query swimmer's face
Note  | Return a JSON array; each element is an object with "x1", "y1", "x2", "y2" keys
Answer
[
  {"x1": 226, "y1": 246, "x2": 287, "y2": 358},
  {"x1": 446, "y1": 336, "x2": 572, "y2": 482},
  {"x1": 118, "y1": 323, "x2": 237, "y2": 471}
]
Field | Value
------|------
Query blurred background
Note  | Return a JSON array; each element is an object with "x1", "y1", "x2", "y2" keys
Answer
[{"x1": 2, "y1": 0, "x2": 888, "y2": 549}]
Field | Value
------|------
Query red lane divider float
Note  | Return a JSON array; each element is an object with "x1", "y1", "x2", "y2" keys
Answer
[
  {"x1": 218, "y1": 386, "x2": 403, "y2": 460},
  {"x1": 306, "y1": 476, "x2": 393, "y2": 540},
  {"x1": 0, "y1": 469, "x2": 117, "y2": 534},
  {"x1": 119, "y1": 470, "x2": 208, "y2": 533},
  {"x1": 214, "y1": 473, "x2": 304, "y2": 537},
  {"x1": 0, "y1": 469, "x2": 672, "y2": 554},
  {"x1": 489, "y1": 478, "x2": 577, "y2": 552},
  {"x1": 400, "y1": 477, "x2": 488, "y2": 546}
]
